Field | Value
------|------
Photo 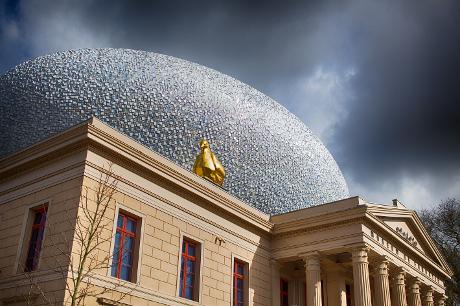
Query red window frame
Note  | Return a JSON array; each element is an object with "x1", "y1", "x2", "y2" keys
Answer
[
  {"x1": 233, "y1": 259, "x2": 246, "y2": 306},
  {"x1": 24, "y1": 206, "x2": 47, "y2": 271},
  {"x1": 280, "y1": 278, "x2": 289, "y2": 306},
  {"x1": 111, "y1": 213, "x2": 137, "y2": 281},
  {"x1": 180, "y1": 239, "x2": 198, "y2": 300}
]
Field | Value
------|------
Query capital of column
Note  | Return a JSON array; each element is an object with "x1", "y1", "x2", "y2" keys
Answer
[
  {"x1": 301, "y1": 251, "x2": 321, "y2": 271},
  {"x1": 408, "y1": 278, "x2": 421, "y2": 294},
  {"x1": 351, "y1": 245, "x2": 370, "y2": 263},
  {"x1": 434, "y1": 293, "x2": 447, "y2": 306},
  {"x1": 422, "y1": 286, "x2": 434, "y2": 300},
  {"x1": 391, "y1": 267, "x2": 406, "y2": 286},
  {"x1": 373, "y1": 256, "x2": 390, "y2": 276}
]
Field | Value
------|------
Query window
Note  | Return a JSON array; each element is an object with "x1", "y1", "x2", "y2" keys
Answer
[
  {"x1": 24, "y1": 206, "x2": 47, "y2": 271},
  {"x1": 111, "y1": 212, "x2": 138, "y2": 282},
  {"x1": 280, "y1": 279, "x2": 288, "y2": 306},
  {"x1": 179, "y1": 238, "x2": 201, "y2": 301},
  {"x1": 233, "y1": 259, "x2": 248, "y2": 306}
]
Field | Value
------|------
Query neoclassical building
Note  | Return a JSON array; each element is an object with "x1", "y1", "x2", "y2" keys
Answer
[
  {"x1": 0, "y1": 118, "x2": 451, "y2": 306},
  {"x1": 0, "y1": 49, "x2": 452, "y2": 305}
]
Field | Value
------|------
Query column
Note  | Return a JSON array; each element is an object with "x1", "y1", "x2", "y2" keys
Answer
[
  {"x1": 434, "y1": 294, "x2": 446, "y2": 306},
  {"x1": 373, "y1": 258, "x2": 392, "y2": 306},
  {"x1": 407, "y1": 278, "x2": 422, "y2": 306},
  {"x1": 352, "y1": 246, "x2": 372, "y2": 306},
  {"x1": 390, "y1": 268, "x2": 407, "y2": 306},
  {"x1": 270, "y1": 259, "x2": 281, "y2": 306},
  {"x1": 326, "y1": 268, "x2": 347, "y2": 306},
  {"x1": 421, "y1": 287, "x2": 434, "y2": 306},
  {"x1": 304, "y1": 252, "x2": 322, "y2": 306}
]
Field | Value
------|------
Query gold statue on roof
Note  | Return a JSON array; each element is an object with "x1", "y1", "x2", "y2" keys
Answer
[{"x1": 193, "y1": 139, "x2": 225, "y2": 186}]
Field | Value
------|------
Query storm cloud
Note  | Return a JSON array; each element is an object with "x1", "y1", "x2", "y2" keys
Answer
[{"x1": 1, "y1": 0, "x2": 459, "y2": 209}]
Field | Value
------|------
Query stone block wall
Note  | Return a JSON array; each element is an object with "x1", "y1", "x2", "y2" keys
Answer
[
  {"x1": 0, "y1": 177, "x2": 83, "y2": 305},
  {"x1": 75, "y1": 173, "x2": 272, "y2": 306}
]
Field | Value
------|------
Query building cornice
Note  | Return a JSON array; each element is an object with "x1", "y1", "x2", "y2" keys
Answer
[{"x1": 0, "y1": 123, "x2": 90, "y2": 179}]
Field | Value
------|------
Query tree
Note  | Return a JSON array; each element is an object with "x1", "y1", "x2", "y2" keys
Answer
[
  {"x1": 420, "y1": 198, "x2": 460, "y2": 306},
  {"x1": 21, "y1": 163, "x2": 129, "y2": 305},
  {"x1": 64, "y1": 164, "x2": 120, "y2": 306}
]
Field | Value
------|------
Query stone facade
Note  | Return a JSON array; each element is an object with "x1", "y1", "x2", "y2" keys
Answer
[{"x1": 0, "y1": 118, "x2": 452, "y2": 305}]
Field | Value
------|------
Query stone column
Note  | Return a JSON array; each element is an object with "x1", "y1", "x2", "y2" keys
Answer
[
  {"x1": 407, "y1": 278, "x2": 422, "y2": 306},
  {"x1": 304, "y1": 252, "x2": 322, "y2": 306},
  {"x1": 373, "y1": 258, "x2": 392, "y2": 306},
  {"x1": 421, "y1": 287, "x2": 434, "y2": 306},
  {"x1": 326, "y1": 268, "x2": 347, "y2": 306},
  {"x1": 434, "y1": 294, "x2": 446, "y2": 306},
  {"x1": 352, "y1": 246, "x2": 372, "y2": 306},
  {"x1": 270, "y1": 259, "x2": 281, "y2": 306},
  {"x1": 391, "y1": 268, "x2": 407, "y2": 306}
]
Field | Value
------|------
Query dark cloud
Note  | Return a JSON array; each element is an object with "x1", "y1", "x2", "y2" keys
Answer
[
  {"x1": 0, "y1": 0, "x2": 459, "y2": 208},
  {"x1": 335, "y1": 1, "x2": 460, "y2": 180},
  {"x1": 0, "y1": 0, "x2": 30, "y2": 72}
]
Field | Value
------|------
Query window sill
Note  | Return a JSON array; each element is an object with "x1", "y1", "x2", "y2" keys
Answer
[{"x1": 175, "y1": 296, "x2": 202, "y2": 306}]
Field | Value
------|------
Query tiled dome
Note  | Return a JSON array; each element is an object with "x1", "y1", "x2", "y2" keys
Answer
[{"x1": 0, "y1": 48, "x2": 349, "y2": 214}]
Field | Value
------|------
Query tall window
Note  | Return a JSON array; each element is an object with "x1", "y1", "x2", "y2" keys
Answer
[
  {"x1": 179, "y1": 238, "x2": 200, "y2": 301},
  {"x1": 233, "y1": 259, "x2": 247, "y2": 306},
  {"x1": 280, "y1": 279, "x2": 289, "y2": 306},
  {"x1": 111, "y1": 212, "x2": 137, "y2": 282},
  {"x1": 24, "y1": 207, "x2": 47, "y2": 271}
]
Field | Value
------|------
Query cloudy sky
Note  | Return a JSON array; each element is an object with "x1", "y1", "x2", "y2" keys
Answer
[{"x1": 1, "y1": 0, "x2": 459, "y2": 210}]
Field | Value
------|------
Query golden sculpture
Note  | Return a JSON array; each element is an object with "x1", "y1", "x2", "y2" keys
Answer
[{"x1": 193, "y1": 139, "x2": 225, "y2": 186}]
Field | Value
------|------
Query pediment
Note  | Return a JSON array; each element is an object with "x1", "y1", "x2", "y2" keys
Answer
[
  {"x1": 384, "y1": 219, "x2": 425, "y2": 253},
  {"x1": 368, "y1": 206, "x2": 451, "y2": 274},
  {"x1": 380, "y1": 216, "x2": 441, "y2": 265}
]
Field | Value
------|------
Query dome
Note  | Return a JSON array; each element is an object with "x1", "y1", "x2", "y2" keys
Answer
[{"x1": 0, "y1": 48, "x2": 348, "y2": 214}]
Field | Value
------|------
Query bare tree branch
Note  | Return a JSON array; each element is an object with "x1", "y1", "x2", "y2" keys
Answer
[{"x1": 420, "y1": 198, "x2": 460, "y2": 306}]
